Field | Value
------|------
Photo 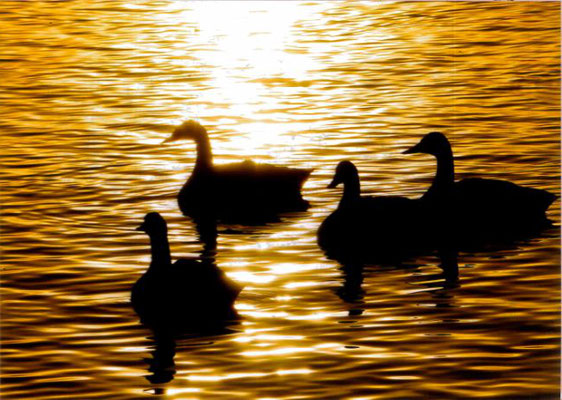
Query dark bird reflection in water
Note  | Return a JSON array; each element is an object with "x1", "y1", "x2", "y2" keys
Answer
[
  {"x1": 145, "y1": 330, "x2": 176, "y2": 384},
  {"x1": 331, "y1": 222, "x2": 553, "y2": 324},
  {"x1": 336, "y1": 262, "x2": 366, "y2": 305},
  {"x1": 163, "y1": 120, "x2": 312, "y2": 224},
  {"x1": 132, "y1": 212, "x2": 241, "y2": 384},
  {"x1": 144, "y1": 324, "x2": 238, "y2": 385},
  {"x1": 335, "y1": 252, "x2": 460, "y2": 316}
]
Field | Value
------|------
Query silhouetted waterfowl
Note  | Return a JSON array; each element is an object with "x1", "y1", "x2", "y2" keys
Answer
[
  {"x1": 403, "y1": 132, "x2": 555, "y2": 242},
  {"x1": 318, "y1": 161, "x2": 433, "y2": 263},
  {"x1": 132, "y1": 212, "x2": 241, "y2": 329},
  {"x1": 164, "y1": 120, "x2": 312, "y2": 222}
]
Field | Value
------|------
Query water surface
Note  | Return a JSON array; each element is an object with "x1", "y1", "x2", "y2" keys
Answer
[{"x1": 1, "y1": 1, "x2": 560, "y2": 399}]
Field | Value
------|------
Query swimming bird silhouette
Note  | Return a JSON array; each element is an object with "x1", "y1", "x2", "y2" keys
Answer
[
  {"x1": 403, "y1": 132, "x2": 555, "y2": 242},
  {"x1": 132, "y1": 212, "x2": 241, "y2": 329},
  {"x1": 164, "y1": 120, "x2": 312, "y2": 222},
  {"x1": 318, "y1": 161, "x2": 432, "y2": 263}
]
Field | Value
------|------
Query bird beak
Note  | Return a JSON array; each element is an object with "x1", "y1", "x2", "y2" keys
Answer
[
  {"x1": 162, "y1": 128, "x2": 181, "y2": 144},
  {"x1": 327, "y1": 177, "x2": 339, "y2": 189},
  {"x1": 161, "y1": 135, "x2": 174, "y2": 144},
  {"x1": 402, "y1": 142, "x2": 421, "y2": 154},
  {"x1": 135, "y1": 223, "x2": 146, "y2": 232}
]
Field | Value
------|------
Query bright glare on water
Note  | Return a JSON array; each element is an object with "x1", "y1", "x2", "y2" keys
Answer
[{"x1": 1, "y1": 1, "x2": 560, "y2": 399}]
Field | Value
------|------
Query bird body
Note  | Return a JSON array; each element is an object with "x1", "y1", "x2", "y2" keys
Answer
[
  {"x1": 132, "y1": 212, "x2": 241, "y2": 329},
  {"x1": 179, "y1": 159, "x2": 311, "y2": 220},
  {"x1": 317, "y1": 161, "x2": 431, "y2": 263},
  {"x1": 403, "y1": 132, "x2": 555, "y2": 243},
  {"x1": 132, "y1": 258, "x2": 240, "y2": 324},
  {"x1": 166, "y1": 121, "x2": 311, "y2": 222},
  {"x1": 451, "y1": 177, "x2": 554, "y2": 222}
]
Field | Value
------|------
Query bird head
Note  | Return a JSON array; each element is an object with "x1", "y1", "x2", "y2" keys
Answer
[
  {"x1": 163, "y1": 120, "x2": 207, "y2": 144},
  {"x1": 136, "y1": 212, "x2": 168, "y2": 237},
  {"x1": 403, "y1": 132, "x2": 450, "y2": 157},
  {"x1": 328, "y1": 160, "x2": 358, "y2": 188}
]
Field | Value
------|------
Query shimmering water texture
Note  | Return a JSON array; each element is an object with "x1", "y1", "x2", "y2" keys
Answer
[{"x1": 1, "y1": 1, "x2": 560, "y2": 399}]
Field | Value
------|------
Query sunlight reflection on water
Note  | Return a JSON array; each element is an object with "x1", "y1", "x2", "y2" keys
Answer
[{"x1": 1, "y1": 1, "x2": 560, "y2": 399}]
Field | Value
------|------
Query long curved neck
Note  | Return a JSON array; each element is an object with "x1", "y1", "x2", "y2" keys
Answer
[
  {"x1": 340, "y1": 173, "x2": 361, "y2": 207},
  {"x1": 425, "y1": 147, "x2": 454, "y2": 198},
  {"x1": 148, "y1": 232, "x2": 171, "y2": 269},
  {"x1": 194, "y1": 131, "x2": 213, "y2": 172}
]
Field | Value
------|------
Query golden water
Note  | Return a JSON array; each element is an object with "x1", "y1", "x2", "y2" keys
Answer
[{"x1": 1, "y1": 1, "x2": 560, "y2": 398}]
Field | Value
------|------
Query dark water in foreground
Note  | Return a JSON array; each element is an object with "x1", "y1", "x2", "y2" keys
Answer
[{"x1": 1, "y1": 1, "x2": 560, "y2": 399}]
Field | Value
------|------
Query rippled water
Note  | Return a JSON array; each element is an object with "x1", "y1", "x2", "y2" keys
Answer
[{"x1": 1, "y1": 1, "x2": 560, "y2": 399}]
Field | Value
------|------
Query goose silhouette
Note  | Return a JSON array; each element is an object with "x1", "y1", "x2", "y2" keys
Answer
[
  {"x1": 403, "y1": 132, "x2": 555, "y2": 242},
  {"x1": 164, "y1": 120, "x2": 312, "y2": 223},
  {"x1": 132, "y1": 212, "x2": 241, "y2": 329},
  {"x1": 317, "y1": 161, "x2": 432, "y2": 263}
]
